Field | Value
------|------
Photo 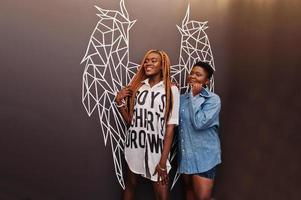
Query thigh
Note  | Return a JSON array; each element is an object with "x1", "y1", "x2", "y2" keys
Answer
[
  {"x1": 152, "y1": 181, "x2": 169, "y2": 200},
  {"x1": 123, "y1": 166, "x2": 139, "y2": 200},
  {"x1": 182, "y1": 174, "x2": 194, "y2": 200},
  {"x1": 125, "y1": 165, "x2": 138, "y2": 186},
  {"x1": 182, "y1": 174, "x2": 193, "y2": 189},
  {"x1": 191, "y1": 175, "x2": 214, "y2": 200}
]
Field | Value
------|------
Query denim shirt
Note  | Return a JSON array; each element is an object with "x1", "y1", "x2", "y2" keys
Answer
[{"x1": 178, "y1": 87, "x2": 221, "y2": 174}]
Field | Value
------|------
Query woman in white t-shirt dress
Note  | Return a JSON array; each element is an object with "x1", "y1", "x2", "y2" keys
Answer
[{"x1": 115, "y1": 50, "x2": 179, "y2": 200}]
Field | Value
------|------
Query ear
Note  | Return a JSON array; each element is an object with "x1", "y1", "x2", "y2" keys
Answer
[{"x1": 205, "y1": 79, "x2": 210, "y2": 86}]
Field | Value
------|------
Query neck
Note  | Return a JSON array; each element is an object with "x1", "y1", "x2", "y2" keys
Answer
[{"x1": 148, "y1": 74, "x2": 162, "y2": 87}]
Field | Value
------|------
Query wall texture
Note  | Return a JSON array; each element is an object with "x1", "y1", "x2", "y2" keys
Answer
[{"x1": 0, "y1": 0, "x2": 300, "y2": 199}]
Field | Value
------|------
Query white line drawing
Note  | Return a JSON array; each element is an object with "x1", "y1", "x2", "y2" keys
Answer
[{"x1": 81, "y1": 0, "x2": 215, "y2": 189}]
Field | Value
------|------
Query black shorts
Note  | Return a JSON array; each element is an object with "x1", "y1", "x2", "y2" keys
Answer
[{"x1": 195, "y1": 165, "x2": 218, "y2": 180}]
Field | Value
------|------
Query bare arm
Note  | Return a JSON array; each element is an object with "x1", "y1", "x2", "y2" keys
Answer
[
  {"x1": 153, "y1": 86, "x2": 180, "y2": 185},
  {"x1": 153, "y1": 124, "x2": 175, "y2": 185},
  {"x1": 159, "y1": 124, "x2": 175, "y2": 168}
]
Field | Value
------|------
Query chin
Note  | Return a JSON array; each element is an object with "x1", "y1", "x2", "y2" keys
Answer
[{"x1": 146, "y1": 71, "x2": 156, "y2": 76}]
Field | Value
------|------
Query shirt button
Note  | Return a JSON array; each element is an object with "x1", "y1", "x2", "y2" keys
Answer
[{"x1": 182, "y1": 149, "x2": 185, "y2": 152}]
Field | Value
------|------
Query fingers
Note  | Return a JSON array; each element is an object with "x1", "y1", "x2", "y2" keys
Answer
[
  {"x1": 163, "y1": 174, "x2": 169, "y2": 185},
  {"x1": 153, "y1": 167, "x2": 168, "y2": 185},
  {"x1": 123, "y1": 90, "x2": 132, "y2": 97},
  {"x1": 155, "y1": 167, "x2": 168, "y2": 185},
  {"x1": 117, "y1": 87, "x2": 132, "y2": 100},
  {"x1": 195, "y1": 83, "x2": 202, "y2": 91},
  {"x1": 190, "y1": 83, "x2": 203, "y2": 95},
  {"x1": 191, "y1": 83, "x2": 202, "y2": 88},
  {"x1": 158, "y1": 171, "x2": 168, "y2": 185},
  {"x1": 123, "y1": 87, "x2": 133, "y2": 95},
  {"x1": 153, "y1": 168, "x2": 160, "y2": 182}
]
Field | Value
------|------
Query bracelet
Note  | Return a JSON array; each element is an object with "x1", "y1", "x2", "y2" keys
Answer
[
  {"x1": 115, "y1": 99, "x2": 126, "y2": 108},
  {"x1": 115, "y1": 102, "x2": 126, "y2": 108},
  {"x1": 157, "y1": 163, "x2": 167, "y2": 171}
]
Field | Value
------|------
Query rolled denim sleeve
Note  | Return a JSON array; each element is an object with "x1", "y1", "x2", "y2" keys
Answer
[{"x1": 188, "y1": 94, "x2": 221, "y2": 130}]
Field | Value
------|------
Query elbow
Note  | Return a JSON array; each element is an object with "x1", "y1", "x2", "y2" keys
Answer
[
  {"x1": 192, "y1": 120, "x2": 213, "y2": 131},
  {"x1": 165, "y1": 125, "x2": 175, "y2": 137},
  {"x1": 192, "y1": 122, "x2": 205, "y2": 131}
]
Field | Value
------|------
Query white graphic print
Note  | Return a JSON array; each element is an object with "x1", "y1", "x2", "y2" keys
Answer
[{"x1": 81, "y1": 0, "x2": 215, "y2": 189}]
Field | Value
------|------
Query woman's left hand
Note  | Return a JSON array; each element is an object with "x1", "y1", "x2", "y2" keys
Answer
[{"x1": 153, "y1": 162, "x2": 168, "y2": 185}]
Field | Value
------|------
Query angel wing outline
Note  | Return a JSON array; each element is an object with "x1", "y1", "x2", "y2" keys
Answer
[{"x1": 81, "y1": 0, "x2": 215, "y2": 189}]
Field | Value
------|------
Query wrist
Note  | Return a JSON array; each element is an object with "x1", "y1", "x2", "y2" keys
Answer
[
  {"x1": 115, "y1": 100, "x2": 122, "y2": 105},
  {"x1": 157, "y1": 163, "x2": 167, "y2": 171},
  {"x1": 115, "y1": 97, "x2": 123, "y2": 104},
  {"x1": 159, "y1": 159, "x2": 167, "y2": 167},
  {"x1": 115, "y1": 97, "x2": 126, "y2": 108}
]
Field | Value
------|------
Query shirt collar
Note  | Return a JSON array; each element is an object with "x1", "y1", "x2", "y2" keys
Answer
[
  {"x1": 199, "y1": 87, "x2": 211, "y2": 97},
  {"x1": 142, "y1": 78, "x2": 164, "y2": 87},
  {"x1": 185, "y1": 87, "x2": 211, "y2": 98}
]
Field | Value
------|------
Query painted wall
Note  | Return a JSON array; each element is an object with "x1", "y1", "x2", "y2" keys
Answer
[{"x1": 0, "y1": 0, "x2": 300, "y2": 199}]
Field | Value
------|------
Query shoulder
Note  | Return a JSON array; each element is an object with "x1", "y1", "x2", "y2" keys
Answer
[
  {"x1": 137, "y1": 85, "x2": 148, "y2": 93},
  {"x1": 171, "y1": 85, "x2": 179, "y2": 90},
  {"x1": 170, "y1": 85, "x2": 180, "y2": 96},
  {"x1": 207, "y1": 92, "x2": 221, "y2": 104}
]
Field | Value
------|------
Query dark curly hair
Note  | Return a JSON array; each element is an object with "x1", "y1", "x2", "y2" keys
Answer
[{"x1": 193, "y1": 61, "x2": 214, "y2": 79}]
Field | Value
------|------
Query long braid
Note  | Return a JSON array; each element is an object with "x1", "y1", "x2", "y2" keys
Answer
[{"x1": 160, "y1": 51, "x2": 173, "y2": 121}]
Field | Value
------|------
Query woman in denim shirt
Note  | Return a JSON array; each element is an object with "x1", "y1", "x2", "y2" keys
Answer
[{"x1": 178, "y1": 61, "x2": 221, "y2": 200}]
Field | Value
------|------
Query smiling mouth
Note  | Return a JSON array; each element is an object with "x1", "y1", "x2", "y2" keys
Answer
[{"x1": 145, "y1": 67, "x2": 153, "y2": 71}]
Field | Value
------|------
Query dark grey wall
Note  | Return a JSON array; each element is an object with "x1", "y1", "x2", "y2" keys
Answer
[{"x1": 0, "y1": 0, "x2": 300, "y2": 199}]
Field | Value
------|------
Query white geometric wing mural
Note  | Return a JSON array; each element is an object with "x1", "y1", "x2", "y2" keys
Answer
[
  {"x1": 81, "y1": 0, "x2": 137, "y2": 189},
  {"x1": 81, "y1": 0, "x2": 215, "y2": 189}
]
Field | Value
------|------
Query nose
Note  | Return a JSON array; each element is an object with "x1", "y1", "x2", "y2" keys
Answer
[
  {"x1": 145, "y1": 61, "x2": 152, "y2": 66},
  {"x1": 190, "y1": 74, "x2": 196, "y2": 78}
]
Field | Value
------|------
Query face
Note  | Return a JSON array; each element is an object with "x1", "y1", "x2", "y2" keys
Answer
[
  {"x1": 188, "y1": 66, "x2": 209, "y2": 86},
  {"x1": 143, "y1": 52, "x2": 162, "y2": 77}
]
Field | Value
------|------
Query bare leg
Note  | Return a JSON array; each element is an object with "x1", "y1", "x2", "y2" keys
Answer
[
  {"x1": 191, "y1": 175, "x2": 214, "y2": 200},
  {"x1": 122, "y1": 166, "x2": 138, "y2": 200},
  {"x1": 152, "y1": 181, "x2": 169, "y2": 200},
  {"x1": 182, "y1": 174, "x2": 194, "y2": 200}
]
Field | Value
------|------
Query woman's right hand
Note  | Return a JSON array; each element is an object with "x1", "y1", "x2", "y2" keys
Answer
[
  {"x1": 190, "y1": 83, "x2": 203, "y2": 96},
  {"x1": 115, "y1": 86, "x2": 133, "y2": 105}
]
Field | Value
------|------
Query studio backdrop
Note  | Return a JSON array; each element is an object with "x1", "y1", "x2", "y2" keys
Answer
[{"x1": 0, "y1": 0, "x2": 300, "y2": 199}]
